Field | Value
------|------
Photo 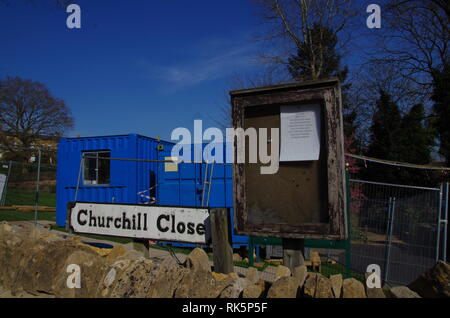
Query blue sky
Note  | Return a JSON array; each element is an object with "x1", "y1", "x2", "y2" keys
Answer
[{"x1": 0, "y1": 0, "x2": 378, "y2": 141}]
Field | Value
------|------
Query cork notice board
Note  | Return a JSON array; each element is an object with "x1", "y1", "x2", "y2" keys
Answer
[{"x1": 230, "y1": 79, "x2": 347, "y2": 240}]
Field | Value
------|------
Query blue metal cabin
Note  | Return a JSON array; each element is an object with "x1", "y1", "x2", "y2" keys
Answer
[
  {"x1": 56, "y1": 134, "x2": 174, "y2": 227},
  {"x1": 156, "y1": 143, "x2": 247, "y2": 247},
  {"x1": 56, "y1": 135, "x2": 247, "y2": 247}
]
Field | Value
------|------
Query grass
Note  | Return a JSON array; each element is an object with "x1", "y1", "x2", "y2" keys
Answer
[
  {"x1": 4, "y1": 187, "x2": 56, "y2": 207},
  {"x1": 0, "y1": 187, "x2": 57, "y2": 223},
  {"x1": 148, "y1": 243, "x2": 193, "y2": 256},
  {"x1": 0, "y1": 209, "x2": 56, "y2": 222},
  {"x1": 234, "y1": 260, "x2": 271, "y2": 272},
  {"x1": 50, "y1": 225, "x2": 134, "y2": 244},
  {"x1": 313, "y1": 262, "x2": 365, "y2": 282}
]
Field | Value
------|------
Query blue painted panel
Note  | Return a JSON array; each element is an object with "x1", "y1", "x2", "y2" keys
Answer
[
  {"x1": 56, "y1": 136, "x2": 248, "y2": 247},
  {"x1": 157, "y1": 143, "x2": 248, "y2": 247},
  {"x1": 56, "y1": 134, "x2": 173, "y2": 226}
]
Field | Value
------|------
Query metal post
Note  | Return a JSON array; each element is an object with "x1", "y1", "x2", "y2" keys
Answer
[
  {"x1": 74, "y1": 153, "x2": 84, "y2": 202},
  {"x1": 33, "y1": 148, "x2": 41, "y2": 226},
  {"x1": 255, "y1": 245, "x2": 260, "y2": 263},
  {"x1": 206, "y1": 161, "x2": 214, "y2": 207},
  {"x1": 248, "y1": 237, "x2": 255, "y2": 267},
  {"x1": 436, "y1": 184, "x2": 443, "y2": 262},
  {"x1": 384, "y1": 197, "x2": 396, "y2": 283},
  {"x1": 201, "y1": 162, "x2": 208, "y2": 207},
  {"x1": 0, "y1": 160, "x2": 12, "y2": 206},
  {"x1": 344, "y1": 169, "x2": 352, "y2": 278},
  {"x1": 384, "y1": 197, "x2": 392, "y2": 281},
  {"x1": 443, "y1": 183, "x2": 449, "y2": 262}
]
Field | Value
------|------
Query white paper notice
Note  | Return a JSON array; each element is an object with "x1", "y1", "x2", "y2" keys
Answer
[{"x1": 280, "y1": 104, "x2": 321, "y2": 161}]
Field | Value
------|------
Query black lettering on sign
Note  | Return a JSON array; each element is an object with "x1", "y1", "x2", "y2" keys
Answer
[
  {"x1": 187, "y1": 222, "x2": 195, "y2": 235},
  {"x1": 89, "y1": 210, "x2": 96, "y2": 227},
  {"x1": 122, "y1": 213, "x2": 131, "y2": 230},
  {"x1": 157, "y1": 214, "x2": 170, "y2": 232},
  {"x1": 196, "y1": 223, "x2": 205, "y2": 235},
  {"x1": 106, "y1": 216, "x2": 113, "y2": 228},
  {"x1": 78, "y1": 209, "x2": 87, "y2": 226},
  {"x1": 177, "y1": 222, "x2": 186, "y2": 234},
  {"x1": 171, "y1": 214, "x2": 176, "y2": 233},
  {"x1": 155, "y1": 214, "x2": 206, "y2": 236}
]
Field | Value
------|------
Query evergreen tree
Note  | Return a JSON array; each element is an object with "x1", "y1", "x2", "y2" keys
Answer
[
  {"x1": 365, "y1": 90, "x2": 402, "y2": 183},
  {"x1": 365, "y1": 92, "x2": 437, "y2": 185},
  {"x1": 397, "y1": 104, "x2": 435, "y2": 185},
  {"x1": 287, "y1": 22, "x2": 358, "y2": 160},
  {"x1": 398, "y1": 104, "x2": 433, "y2": 164},
  {"x1": 431, "y1": 62, "x2": 450, "y2": 165},
  {"x1": 367, "y1": 90, "x2": 402, "y2": 160},
  {"x1": 287, "y1": 22, "x2": 348, "y2": 83}
]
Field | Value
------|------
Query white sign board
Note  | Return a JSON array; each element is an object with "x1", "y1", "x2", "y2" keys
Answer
[
  {"x1": 280, "y1": 104, "x2": 321, "y2": 162},
  {"x1": 0, "y1": 174, "x2": 6, "y2": 202},
  {"x1": 70, "y1": 202, "x2": 211, "y2": 244},
  {"x1": 164, "y1": 157, "x2": 179, "y2": 172}
]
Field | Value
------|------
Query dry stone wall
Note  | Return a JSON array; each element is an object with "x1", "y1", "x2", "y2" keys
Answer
[{"x1": 0, "y1": 222, "x2": 448, "y2": 298}]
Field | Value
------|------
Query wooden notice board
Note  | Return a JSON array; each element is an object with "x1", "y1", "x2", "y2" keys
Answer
[{"x1": 230, "y1": 79, "x2": 347, "y2": 240}]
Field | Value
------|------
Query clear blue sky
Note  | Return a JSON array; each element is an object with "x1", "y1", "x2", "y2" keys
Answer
[{"x1": 0, "y1": 0, "x2": 377, "y2": 141}]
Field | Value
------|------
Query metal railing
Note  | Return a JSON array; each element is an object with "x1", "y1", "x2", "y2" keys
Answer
[{"x1": 348, "y1": 179, "x2": 447, "y2": 286}]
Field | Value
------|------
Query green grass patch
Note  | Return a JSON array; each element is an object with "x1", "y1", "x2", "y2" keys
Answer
[
  {"x1": 314, "y1": 262, "x2": 365, "y2": 282},
  {"x1": 4, "y1": 187, "x2": 56, "y2": 207},
  {"x1": 149, "y1": 244, "x2": 193, "y2": 256},
  {"x1": 233, "y1": 260, "x2": 271, "y2": 272},
  {"x1": 0, "y1": 209, "x2": 56, "y2": 222},
  {"x1": 50, "y1": 225, "x2": 134, "y2": 244}
]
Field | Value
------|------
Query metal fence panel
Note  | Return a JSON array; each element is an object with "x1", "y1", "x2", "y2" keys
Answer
[
  {"x1": 0, "y1": 160, "x2": 56, "y2": 224},
  {"x1": 349, "y1": 179, "x2": 441, "y2": 286}
]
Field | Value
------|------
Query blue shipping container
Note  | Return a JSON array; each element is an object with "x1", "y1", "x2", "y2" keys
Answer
[
  {"x1": 156, "y1": 143, "x2": 247, "y2": 247},
  {"x1": 56, "y1": 134, "x2": 247, "y2": 247},
  {"x1": 56, "y1": 134, "x2": 173, "y2": 226}
]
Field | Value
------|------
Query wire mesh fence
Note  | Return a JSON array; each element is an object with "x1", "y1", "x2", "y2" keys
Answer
[
  {"x1": 348, "y1": 179, "x2": 444, "y2": 286},
  {"x1": 0, "y1": 160, "x2": 57, "y2": 223},
  {"x1": 253, "y1": 178, "x2": 448, "y2": 285}
]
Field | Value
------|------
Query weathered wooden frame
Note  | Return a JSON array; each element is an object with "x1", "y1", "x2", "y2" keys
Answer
[{"x1": 230, "y1": 78, "x2": 347, "y2": 240}]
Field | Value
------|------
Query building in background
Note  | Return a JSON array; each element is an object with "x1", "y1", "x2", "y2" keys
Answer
[{"x1": 0, "y1": 131, "x2": 60, "y2": 165}]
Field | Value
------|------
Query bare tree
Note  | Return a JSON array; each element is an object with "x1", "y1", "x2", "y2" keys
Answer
[
  {"x1": 371, "y1": 0, "x2": 450, "y2": 94},
  {"x1": 252, "y1": 0, "x2": 357, "y2": 80},
  {"x1": 348, "y1": 60, "x2": 433, "y2": 149},
  {"x1": 0, "y1": 76, "x2": 74, "y2": 160},
  {"x1": 213, "y1": 67, "x2": 286, "y2": 129}
]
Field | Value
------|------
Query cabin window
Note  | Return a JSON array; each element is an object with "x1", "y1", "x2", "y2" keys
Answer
[{"x1": 83, "y1": 151, "x2": 110, "y2": 185}]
